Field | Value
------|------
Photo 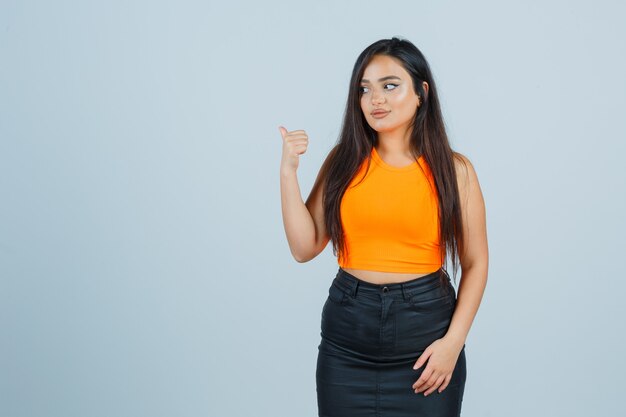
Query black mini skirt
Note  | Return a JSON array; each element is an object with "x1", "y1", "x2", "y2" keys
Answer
[{"x1": 316, "y1": 267, "x2": 467, "y2": 417}]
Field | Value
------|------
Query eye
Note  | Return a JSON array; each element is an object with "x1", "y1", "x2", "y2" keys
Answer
[{"x1": 359, "y1": 84, "x2": 398, "y2": 94}]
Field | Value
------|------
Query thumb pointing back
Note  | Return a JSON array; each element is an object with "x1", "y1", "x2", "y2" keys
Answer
[{"x1": 278, "y1": 125, "x2": 288, "y2": 139}]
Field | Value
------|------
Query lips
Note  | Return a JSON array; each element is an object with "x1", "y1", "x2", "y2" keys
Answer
[{"x1": 371, "y1": 110, "x2": 389, "y2": 119}]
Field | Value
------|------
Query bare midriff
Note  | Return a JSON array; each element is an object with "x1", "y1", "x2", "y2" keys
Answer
[{"x1": 340, "y1": 267, "x2": 438, "y2": 285}]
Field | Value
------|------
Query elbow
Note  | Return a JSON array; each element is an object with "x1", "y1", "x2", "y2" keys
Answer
[
  {"x1": 291, "y1": 246, "x2": 314, "y2": 263},
  {"x1": 293, "y1": 244, "x2": 321, "y2": 264},
  {"x1": 294, "y1": 250, "x2": 315, "y2": 263},
  {"x1": 294, "y1": 253, "x2": 309, "y2": 263},
  {"x1": 460, "y1": 258, "x2": 489, "y2": 278},
  {"x1": 291, "y1": 236, "x2": 327, "y2": 263}
]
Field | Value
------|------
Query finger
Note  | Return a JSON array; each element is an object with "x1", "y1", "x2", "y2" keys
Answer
[
  {"x1": 438, "y1": 374, "x2": 452, "y2": 393},
  {"x1": 284, "y1": 131, "x2": 307, "y2": 137},
  {"x1": 424, "y1": 375, "x2": 445, "y2": 396},
  {"x1": 287, "y1": 138, "x2": 309, "y2": 145},
  {"x1": 413, "y1": 349, "x2": 431, "y2": 370},
  {"x1": 278, "y1": 126, "x2": 307, "y2": 134},
  {"x1": 412, "y1": 367, "x2": 432, "y2": 390},
  {"x1": 279, "y1": 127, "x2": 308, "y2": 141},
  {"x1": 285, "y1": 136, "x2": 309, "y2": 145},
  {"x1": 291, "y1": 142, "x2": 308, "y2": 151},
  {"x1": 416, "y1": 370, "x2": 438, "y2": 393}
]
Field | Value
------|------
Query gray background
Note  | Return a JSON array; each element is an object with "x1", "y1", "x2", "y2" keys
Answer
[{"x1": 1, "y1": 0, "x2": 625, "y2": 416}]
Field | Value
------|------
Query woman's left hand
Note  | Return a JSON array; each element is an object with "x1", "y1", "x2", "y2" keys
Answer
[{"x1": 411, "y1": 336, "x2": 464, "y2": 396}]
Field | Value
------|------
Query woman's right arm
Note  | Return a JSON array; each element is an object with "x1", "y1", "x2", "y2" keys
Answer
[{"x1": 279, "y1": 126, "x2": 334, "y2": 262}]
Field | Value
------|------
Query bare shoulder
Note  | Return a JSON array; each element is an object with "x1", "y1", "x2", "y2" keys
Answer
[
  {"x1": 452, "y1": 151, "x2": 473, "y2": 175},
  {"x1": 452, "y1": 151, "x2": 478, "y2": 197}
]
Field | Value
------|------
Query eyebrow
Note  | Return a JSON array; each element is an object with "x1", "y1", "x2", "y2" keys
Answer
[{"x1": 360, "y1": 76, "x2": 402, "y2": 84}]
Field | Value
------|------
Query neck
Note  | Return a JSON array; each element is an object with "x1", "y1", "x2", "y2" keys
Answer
[{"x1": 376, "y1": 126, "x2": 413, "y2": 155}]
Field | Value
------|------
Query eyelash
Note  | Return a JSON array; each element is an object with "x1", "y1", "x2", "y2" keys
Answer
[{"x1": 359, "y1": 83, "x2": 398, "y2": 94}]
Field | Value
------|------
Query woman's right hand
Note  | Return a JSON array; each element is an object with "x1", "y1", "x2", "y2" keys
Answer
[{"x1": 279, "y1": 126, "x2": 309, "y2": 173}]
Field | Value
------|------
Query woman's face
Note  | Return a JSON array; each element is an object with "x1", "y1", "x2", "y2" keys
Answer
[{"x1": 359, "y1": 55, "x2": 425, "y2": 135}]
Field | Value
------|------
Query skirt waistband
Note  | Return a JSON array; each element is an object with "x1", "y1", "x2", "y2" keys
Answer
[{"x1": 334, "y1": 267, "x2": 450, "y2": 300}]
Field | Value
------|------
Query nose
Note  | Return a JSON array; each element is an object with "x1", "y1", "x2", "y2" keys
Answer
[{"x1": 371, "y1": 90, "x2": 385, "y2": 105}]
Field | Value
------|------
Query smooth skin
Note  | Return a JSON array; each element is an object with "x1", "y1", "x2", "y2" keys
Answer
[{"x1": 278, "y1": 54, "x2": 488, "y2": 399}]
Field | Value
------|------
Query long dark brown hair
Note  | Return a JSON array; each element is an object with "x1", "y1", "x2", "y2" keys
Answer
[{"x1": 321, "y1": 37, "x2": 467, "y2": 291}]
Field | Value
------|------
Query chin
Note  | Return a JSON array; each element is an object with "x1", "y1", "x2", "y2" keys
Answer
[{"x1": 369, "y1": 123, "x2": 395, "y2": 133}]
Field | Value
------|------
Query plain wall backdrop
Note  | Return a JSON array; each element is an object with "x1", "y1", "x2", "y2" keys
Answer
[{"x1": 1, "y1": 0, "x2": 625, "y2": 416}]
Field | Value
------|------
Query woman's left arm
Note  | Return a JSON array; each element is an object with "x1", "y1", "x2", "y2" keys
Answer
[
  {"x1": 412, "y1": 154, "x2": 489, "y2": 395},
  {"x1": 444, "y1": 153, "x2": 489, "y2": 348}
]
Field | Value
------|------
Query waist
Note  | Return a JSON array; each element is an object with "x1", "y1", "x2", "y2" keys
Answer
[{"x1": 334, "y1": 267, "x2": 449, "y2": 299}]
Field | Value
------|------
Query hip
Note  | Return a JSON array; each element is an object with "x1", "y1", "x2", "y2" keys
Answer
[{"x1": 319, "y1": 267, "x2": 459, "y2": 361}]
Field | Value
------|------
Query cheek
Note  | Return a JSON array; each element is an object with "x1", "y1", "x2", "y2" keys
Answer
[
  {"x1": 392, "y1": 91, "x2": 418, "y2": 114},
  {"x1": 392, "y1": 88, "x2": 410, "y2": 103},
  {"x1": 360, "y1": 100, "x2": 371, "y2": 118}
]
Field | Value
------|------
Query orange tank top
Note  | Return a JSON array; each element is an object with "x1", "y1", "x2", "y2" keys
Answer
[{"x1": 337, "y1": 146, "x2": 442, "y2": 273}]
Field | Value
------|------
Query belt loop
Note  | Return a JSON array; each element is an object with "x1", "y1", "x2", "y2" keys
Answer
[
  {"x1": 401, "y1": 283, "x2": 408, "y2": 301},
  {"x1": 442, "y1": 267, "x2": 451, "y2": 282},
  {"x1": 353, "y1": 280, "x2": 360, "y2": 298}
]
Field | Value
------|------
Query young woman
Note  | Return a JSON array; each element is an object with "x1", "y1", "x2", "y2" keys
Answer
[{"x1": 279, "y1": 37, "x2": 488, "y2": 417}]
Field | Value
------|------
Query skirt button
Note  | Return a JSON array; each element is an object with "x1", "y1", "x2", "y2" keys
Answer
[{"x1": 382, "y1": 286, "x2": 389, "y2": 293}]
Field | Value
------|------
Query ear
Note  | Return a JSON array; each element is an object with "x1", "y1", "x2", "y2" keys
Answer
[{"x1": 422, "y1": 81, "x2": 429, "y2": 98}]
